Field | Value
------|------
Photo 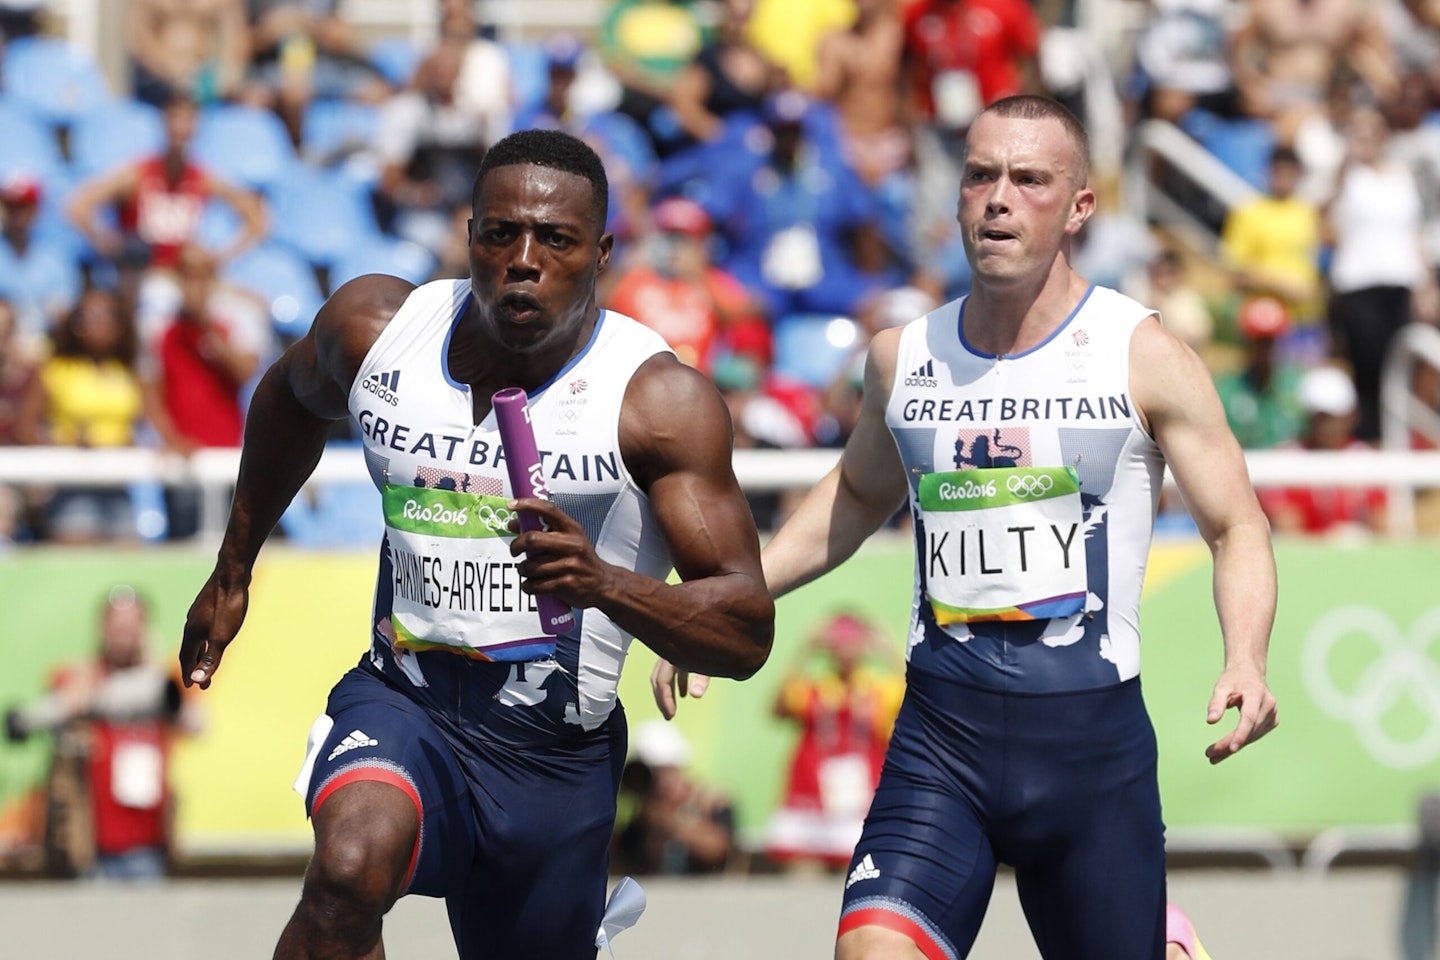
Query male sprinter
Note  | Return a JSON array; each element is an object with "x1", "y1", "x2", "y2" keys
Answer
[
  {"x1": 656, "y1": 96, "x2": 1278, "y2": 958},
  {"x1": 180, "y1": 129, "x2": 774, "y2": 959}
]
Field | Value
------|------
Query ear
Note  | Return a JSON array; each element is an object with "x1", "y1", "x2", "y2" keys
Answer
[
  {"x1": 597, "y1": 232, "x2": 614, "y2": 273},
  {"x1": 1065, "y1": 185, "x2": 1096, "y2": 236},
  {"x1": 466, "y1": 218, "x2": 475, "y2": 244}
]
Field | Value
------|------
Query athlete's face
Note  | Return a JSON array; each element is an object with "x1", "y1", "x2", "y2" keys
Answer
[
  {"x1": 958, "y1": 114, "x2": 1093, "y2": 287},
  {"x1": 468, "y1": 164, "x2": 612, "y2": 354}
]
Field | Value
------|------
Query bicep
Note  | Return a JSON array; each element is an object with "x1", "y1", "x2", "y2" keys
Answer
[{"x1": 1133, "y1": 321, "x2": 1264, "y2": 543}]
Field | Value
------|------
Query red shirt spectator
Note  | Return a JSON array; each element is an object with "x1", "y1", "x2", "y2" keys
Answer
[
  {"x1": 902, "y1": 0, "x2": 1041, "y2": 128},
  {"x1": 120, "y1": 156, "x2": 210, "y2": 272}
]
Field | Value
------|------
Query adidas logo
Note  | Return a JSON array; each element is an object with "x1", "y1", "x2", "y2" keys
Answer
[
  {"x1": 327, "y1": 729, "x2": 379, "y2": 761},
  {"x1": 363, "y1": 369, "x2": 401, "y2": 406},
  {"x1": 904, "y1": 360, "x2": 938, "y2": 388},
  {"x1": 845, "y1": 854, "x2": 881, "y2": 888}
]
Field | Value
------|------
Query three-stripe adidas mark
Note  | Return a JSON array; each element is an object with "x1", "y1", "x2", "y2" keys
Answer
[
  {"x1": 846, "y1": 854, "x2": 881, "y2": 888},
  {"x1": 327, "y1": 729, "x2": 379, "y2": 761},
  {"x1": 905, "y1": 359, "x2": 938, "y2": 388},
  {"x1": 363, "y1": 369, "x2": 401, "y2": 406}
]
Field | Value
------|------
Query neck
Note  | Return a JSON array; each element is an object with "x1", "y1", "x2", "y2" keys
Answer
[
  {"x1": 963, "y1": 259, "x2": 1088, "y2": 356},
  {"x1": 449, "y1": 300, "x2": 600, "y2": 400}
]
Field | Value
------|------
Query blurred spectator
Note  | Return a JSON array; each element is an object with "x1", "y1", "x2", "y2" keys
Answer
[
  {"x1": 1232, "y1": 0, "x2": 1397, "y2": 144},
  {"x1": 0, "y1": 297, "x2": 38, "y2": 446},
  {"x1": 15, "y1": 290, "x2": 146, "y2": 544},
  {"x1": 765, "y1": 611, "x2": 904, "y2": 870},
  {"x1": 125, "y1": 0, "x2": 251, "y2": 106},
  {"x1": 744, "y1": 0, "x2": 852, "y2": 92},
  {"x1": 440, "y1": 0, "x2": 514, "y2": 141},
  {"x1": 612, "y1": 719, "x2": 737, "y2": 876},
  {"x1": 1131, "y1": 0, "x2": 1241, "y2": 124},
  {"x1": 666, "y1": 0, "x2": 783, "y2": 152},
  {"x1": 604, "y1": 196, "x2": 770, "y2": 373},
  {"x1": 140, "y1": 245, "x2": 267, "y2": 455},
  {"x1": 712, "y1": 350, "x2": 813, "y2": 528},
  {"x1": 1258, "y1": 364, "x2": 1387, "y2": 535},
  {"x1": 0, "y1": 174, "x2": 83, "y2": 349},
  {"x1": 1214, "y1": 295, "x2": 1306, "y2": 449},
  {"x1": 1221, "y1": 145, "x2": 1324, "y2": 357},
  {"x1": 813, "y1": 0, "x2": 908, "y2": 187},
  {"x1": 241, "y1": 0, "x2": 390, "y2": 145},
  {"x1": 375, "y1": 41, "x2": 491, "y2": 255},
  {"x1": 710, "y1": 90, "x2": 888, "y2": 321},
  {"x1": 140, "y1": 246, "x2": 269, "y2": 539},
  {"x1": 1384, "y1": 72, "x2": 1440, "y2": 286},
  {"x1": 1143, "y1": 250, "x2": 1214, "y2": 354},
  {"x1": 599, "y1": 0, "x2": 709, "y2": 149},
  {"x1": 66, "y1": 91, "x2": 268, "y2": 342},
  {"x1": 4, "y1": 586, "x2": 193, "y2": 880},
  {"x1": 1325, "y1": 105, "x2": 1440, "y2": 440}
]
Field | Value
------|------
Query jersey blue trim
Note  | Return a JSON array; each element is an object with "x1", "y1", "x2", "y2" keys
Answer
[
  {"x1": 528, "y1": 309, "x2": 608, "y2": 399},
  {"x1": 441, "y1": 288, "x2": 473, "y2": 391},
  {"x1": 956, "y1": 284, "x2": 1096, "y2": 360}
]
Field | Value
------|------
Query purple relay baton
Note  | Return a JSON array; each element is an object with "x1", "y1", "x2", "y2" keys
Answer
[{"x1": 492, "y1": 387, "x2": 575, "y2": 636}]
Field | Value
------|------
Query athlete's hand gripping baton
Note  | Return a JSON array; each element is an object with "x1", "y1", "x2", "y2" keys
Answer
[{"x1": 493, "y1": 387, "x2": 575, "y2": 636}]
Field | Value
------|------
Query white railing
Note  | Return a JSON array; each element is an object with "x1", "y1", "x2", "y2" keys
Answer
[
  {"x1": 1122, "y1": 118, "x2": 1262, "y2": 252},
  {"x1": 4, "y1": 446, "x2": 1440, "y2": 538}
]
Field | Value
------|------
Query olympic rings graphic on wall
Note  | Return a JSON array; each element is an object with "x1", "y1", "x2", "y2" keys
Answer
[
  {"x1": 1006, "y1": 474, "x2": 1054, "y2": 497},
  {"x1": 1301, "y1": 604, "x2": 1440, "y2": 769}
]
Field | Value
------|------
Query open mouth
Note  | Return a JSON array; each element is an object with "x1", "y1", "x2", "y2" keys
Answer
[
  {"x1": 499, "y1": 292, "x2": 542, "y2": 321},
  {"x1": 980, "y1": 228, "x2": 1017, "y2": 243}
]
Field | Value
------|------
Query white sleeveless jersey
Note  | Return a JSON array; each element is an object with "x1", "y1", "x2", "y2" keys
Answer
[
  {"x1": 884, "y1": 284, "x2": 1164, "y2": 693},
  {"x1": 347, "y1": 279, "x2": 675, "y2": 729}
]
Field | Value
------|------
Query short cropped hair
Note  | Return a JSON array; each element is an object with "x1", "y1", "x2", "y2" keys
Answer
[
  {"x1": 973, "y1": 95, "x2": 1091, "y2": 189},
  {"x1": 1269, "y1": 145, "x2": 1301, "y2": 167},
  {"x1": 472, "y1": 129, "x2": 610, "y2": 232}
]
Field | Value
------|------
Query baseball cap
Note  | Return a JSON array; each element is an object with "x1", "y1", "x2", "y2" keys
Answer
[
  {"x1": 0, "y1": 173, "x2": 42, "y2": 206},
  {"x1": 630, "y1": 719, "x2": 692, "y2": 768},
  {"x1": 1298, "y1": 366, "x2": 1358, "y2": 417},
  {"x1": 1236, "y1": 295, "x2": 1290, "y2": 340},
  {"x1": 651, "y1": 197, "x2": 711, "y2": 238}
]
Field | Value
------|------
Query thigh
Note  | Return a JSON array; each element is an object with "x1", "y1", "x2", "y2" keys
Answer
[
  {"x1": 1010, "y1": 698, "x2": 1166, "y2": 960},
  {"x1": 301, "y1": 666, "x2": 477, "y2": 898},
  {"x1": 839, "y1": 774, "x2": 998, "y2": 960},
  {"x1": 445, "y1": 711, "x2": 628, "y2": 960}
]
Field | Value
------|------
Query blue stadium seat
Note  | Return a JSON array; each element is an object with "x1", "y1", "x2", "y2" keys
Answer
[
  {"x1": 330, "y1": 234, "x2": 437, "y2": 289},
  {"x1": 505, "y1": 41, "x2": 551, "y2": 121},
  {"x1": 772, "y1": 314, "x2": 861, "y2": 389},
  {"x1": 70, "y1": 99, "x2": 165, "y2": 180},
  {"x1": 367, "y1": 36, "x2": 421, "y2": 88},
  {"x1": 1, "y1": 36, "x2": 110, "y2": 127},
  {"x1": 222, "y1": 242, "x2": 325, "y2": 340},
  {"x1": 267, "y1": 165, "x2": 382, "y2": 270},
  {"x1": 1180, "y1": 110, "x2": 1275, "y2": 192},
  {"x1": 302, "y1": 98, "x2": 379, "y2": 166},
  {"x1": 0, "y1": 98, "x2": 66, "y2": 182},
  {"x1": 193, "y1": 104, "x2": 296, "y2": 191}
]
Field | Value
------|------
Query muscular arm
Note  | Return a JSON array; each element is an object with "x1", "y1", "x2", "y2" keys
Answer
[
  {"x1": 1131, "y1": 318, "x2": 1279, "y2": 762},
  {"x1": 181, "y1": 275, "x2": 414, "y2": 687},
  {"x1": 514, "y1": 355, "x2": 773, "y2": 679},
  {"x1": 762, "y1": 328, "x2": 910, "y2": 598}
]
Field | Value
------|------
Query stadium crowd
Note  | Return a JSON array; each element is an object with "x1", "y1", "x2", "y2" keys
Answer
[{"x1": 0, "y1": 0, "x2": 1438, "y2": 546}]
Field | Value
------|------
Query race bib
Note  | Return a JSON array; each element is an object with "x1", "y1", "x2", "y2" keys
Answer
[
  {"x1": 932, "y1": 70, "x2": 982, "y2": 129},
  {"x1": 761, "y1": 225, "x2": 823, "y2": 290},
  {"x1": 383, "y1": 483, "x2": 558, "y2": 661},
  {"x1": 111, "y1": 738, "x2": 164, "y2": 810},
  {"x1": 918, "y1": 466, "x2": 1088, "y2": 623}
]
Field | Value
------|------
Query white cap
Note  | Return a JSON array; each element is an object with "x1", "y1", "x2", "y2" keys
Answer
[
  {"x1": 630, "y1": 719, "x2": 692, "y2": 768},
  {"x1": 1298, "y1": 366, "x2": 1358, "y2": 417}
]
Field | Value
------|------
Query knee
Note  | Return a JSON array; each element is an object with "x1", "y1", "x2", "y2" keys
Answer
[
  {"x1": 306, "y1": 793, "x2": 418, "y2": 915},
  {"x1": 835, "y1": 925, "x2": 927, "y2": 960}
]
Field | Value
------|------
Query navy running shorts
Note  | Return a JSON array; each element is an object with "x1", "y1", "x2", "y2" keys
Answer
[
  {"x1": 839, "y1": 673, "x2": 1166, "y2": 960},
  {"x1": 300, "y1": 659, "x2": 626, "y2": 960}
]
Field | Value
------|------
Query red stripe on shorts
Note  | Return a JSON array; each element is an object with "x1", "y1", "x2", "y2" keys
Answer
[
  {"x1": 312, "y1": 766, "x2": 423, "y2": 889},
  {"x1": 839, "y1": 907, "x2": 950, "y2": 960}
]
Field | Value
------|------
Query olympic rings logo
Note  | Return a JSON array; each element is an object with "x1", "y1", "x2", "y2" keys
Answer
[
  {"x1": 474, "y1": 504, "x2": 515, "y2": 533},
  {"x1": 1302, "y1": 605, "x2": 1440, "y2": 769},
  {"x1": 1006, "y1": 474, "x2": 1054, "y2": 498}
]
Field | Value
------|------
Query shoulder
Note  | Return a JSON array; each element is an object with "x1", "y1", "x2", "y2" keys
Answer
[
  {"x1": 309, "y1": 274, "x2": 417, "y2": 384},
  {"x1": 1128, "y1": 314, "x2": 1216, "y2": 431},
  {"x1": 624, "y1": 351, "x2": 722, "y2": 418}
]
